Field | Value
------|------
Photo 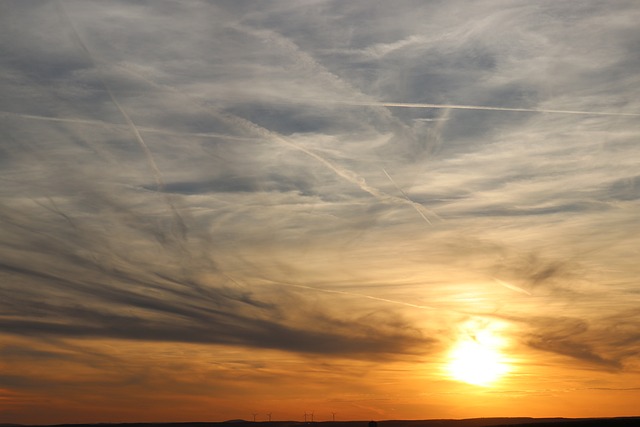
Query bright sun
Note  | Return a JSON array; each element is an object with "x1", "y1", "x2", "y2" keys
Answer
[{"x1": 446, "y1": 324, "x2": 510, "y2": 386}]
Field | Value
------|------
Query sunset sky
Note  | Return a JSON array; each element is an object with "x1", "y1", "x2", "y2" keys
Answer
[{"x1": 2, "y1": 0, "x2": 640, "y2": 424}]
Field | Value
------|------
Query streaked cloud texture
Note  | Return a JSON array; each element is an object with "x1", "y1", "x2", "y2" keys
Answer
[{"x1": 1, "y1": 0, "x2": 639, "y2": 423}]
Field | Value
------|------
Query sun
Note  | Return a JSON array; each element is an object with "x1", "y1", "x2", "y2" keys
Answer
[{"x1": 446, "y1": 324, "x2": 510, "y2": 386}]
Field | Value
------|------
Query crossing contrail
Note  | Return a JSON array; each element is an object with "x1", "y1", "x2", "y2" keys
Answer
[
  {"x1": 382, "y1": 168, "x2": 436, "y2": 224},
  {"x1": 224, "y1": 113, "x2": 440, "y2": 225},
  {"x1": 109, "y1": 61, "x2": 441, "y2": 228},
  {"x1": 55, "y1": 1, "x2": 162, "y2": 187},
  {"x1": 56, "y1": 0, "x2": 187, "y2": 239}
]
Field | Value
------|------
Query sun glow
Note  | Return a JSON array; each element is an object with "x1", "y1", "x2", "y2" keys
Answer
[{"x1": 446, "y1": 322, "x2": 510, "y2": 386}]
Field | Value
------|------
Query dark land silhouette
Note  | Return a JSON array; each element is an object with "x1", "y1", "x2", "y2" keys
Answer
[{"x1": 6, "y1": 418, "x2": 640, "y2": 427}]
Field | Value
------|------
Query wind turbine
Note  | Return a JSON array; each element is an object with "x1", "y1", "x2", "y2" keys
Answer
[
  {"x1": 332, "y1": 413, "x2": 337, "y2": 422},
  {"x1": 267, "y1": 413, "x2": 272, "y2": 422},
  {"x1": 252, "y1": 413, "x2": 258, "y2": 422}
]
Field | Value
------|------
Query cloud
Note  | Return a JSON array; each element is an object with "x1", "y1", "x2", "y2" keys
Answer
[
  {"x1": 2, "y1": 0, "x2": 640, "y2": 422},
  {"x1": 524, "y1": 316, "x2": 622, "y2": 370},
  {"x1": 0, "y1": 182, "x2": 430, "y2": 358}
]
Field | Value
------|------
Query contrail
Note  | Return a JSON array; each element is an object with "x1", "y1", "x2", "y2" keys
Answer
[
  {"x1": 0, "y1": 110, "x2": 258, "y2": 142},
  {"x1": 413, "y1": 117, "x2": 450, "y2": 122},
  {"x1": 333, "y1": 100, "x2": 640, "y2": 117},
  {"x1": 0, "y1": 111, "x2": 110, "y2": 127},
  {"x1": 55, "y1": 1, "x2": 162, "y2": 188},
  {"x1": 109, "y1": 88, "x2": 165, "y2": 189},
  {"x1": 382, "y1": 168, "x2": 436, "y2": 225},
  {"x1": 259, "y1": 279, "x2": 437, "y2": 310},
  {"x1": 493, "y1": 278, "x2": 532, "y2": 296},
  {"x1": 111, "y1": 54, "x2": 439, "y2": 226},
  {"x1": 108, "y1": 63, "x2": 438, "y2": 225},
  {"x1": 225, "y1": 113, "x2": 441, "y2": 225},
  {"x1": 56, "y1": 0, "x2": 187, "y2": 239}
]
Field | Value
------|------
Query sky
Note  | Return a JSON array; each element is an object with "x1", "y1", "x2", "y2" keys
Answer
[{"x1": 1, "y1": 0, "x2": 640, "y2": 424}]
